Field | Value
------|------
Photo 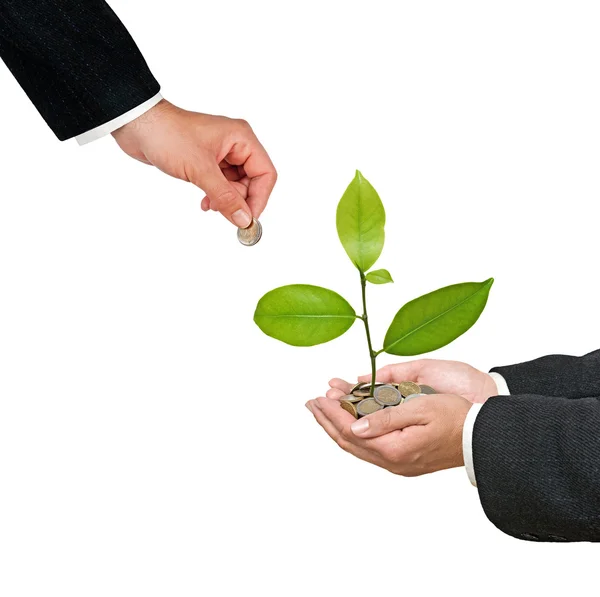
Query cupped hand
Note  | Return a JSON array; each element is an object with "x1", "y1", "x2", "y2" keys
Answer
[
  {"x1": 306, "y1": 393, "x2": 471, "y2": 476},
  {"x1": 112, "y1": 99, "x2": 277, "y2": 228},
  {"x1": 325, "y1": 359, "x2": 499, "y2": 405}
]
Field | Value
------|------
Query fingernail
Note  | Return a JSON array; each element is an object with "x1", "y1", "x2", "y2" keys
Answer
[
  {"x1": 351, "y1": 419, "x2": 370, "y2": 435},
  {"x1": 305, "y1": 402, "x2": 313, "y2": 413},
  {"x1": 232, "y1": 209, "x2": 252, "y2": 228}
]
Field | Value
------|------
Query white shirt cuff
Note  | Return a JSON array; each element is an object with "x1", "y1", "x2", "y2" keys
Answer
[
  {"x1": 75, "y1": 92, "x2": 163, "y2": 146},
  {"x1": 489, "y1": 371, "x2": 510, "y2": 396},
  {"x1": 463, "y1": 403, "x2": 483, "y2": 486},
  {"x1": 463, "y1": 372, "x2": 511, "y2": 487}
]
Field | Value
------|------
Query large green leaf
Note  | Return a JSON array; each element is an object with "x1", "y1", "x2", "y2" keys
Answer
[
  {"x1": 366, "y1": 269, "x2": 394, "y2": 285},
  {"x1": 254, "y1": 284, "x2": 357, "y2": 347},
  {"x1": 383, "y1": 278, "x2": 494, "y2": 356},
  {"x1": 336, "y1": 171, "x2": 386, "y2": 272}
]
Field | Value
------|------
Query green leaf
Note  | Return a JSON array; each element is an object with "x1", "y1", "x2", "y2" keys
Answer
[
  {"x1": 336, "y1": 170, "x2": 386, "y2": 272},
  {"x1": 383, "y1": 278, "x2": 494, "y2": 356},
  {"x1": 365, "y1": 269, "x2": 394, "y2": 285},
  {"x1": 254, "y1": 284, "x2": 357, "y2": 347}
]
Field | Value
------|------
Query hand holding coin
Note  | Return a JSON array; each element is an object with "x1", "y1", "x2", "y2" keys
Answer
[
  {"x1": 237, "y1": 218, "x2": 262, "y2": 246},
  {"x1": 327, "y1": 359, "x2": 501, "y2": 406},
  {"x1": 305, "y1": 392, "x2": 471, "y2": 477},
  {"x1": 305, "y1": 358, "x2": 503, "y2": 476},
  {"x1": 112, "y1": 101, "x2": 277, "y2": 229}
]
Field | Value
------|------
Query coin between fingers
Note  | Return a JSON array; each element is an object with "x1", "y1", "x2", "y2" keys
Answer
[{"x1": 237, "y1": 218, "x2": 262, "y2": 246}]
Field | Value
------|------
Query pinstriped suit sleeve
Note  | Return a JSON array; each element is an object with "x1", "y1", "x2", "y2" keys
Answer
[
  {"x1": 491, "y1": 349, "x2": 600, "y2": 399},
  {"x1": 0, "y1": 1, "x2": 160, "y2": 140},
  {"x1": 473, "y1": 393, "x2": 600, "y2": 542}
]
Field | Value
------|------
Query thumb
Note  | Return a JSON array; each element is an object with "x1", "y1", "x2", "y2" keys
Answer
[
  {"x1": 194, "y1": 163, "x2": 252, "y2": 228},
  {"x1": 350, "y1": 400, "x2": 429, "y2": 438}
]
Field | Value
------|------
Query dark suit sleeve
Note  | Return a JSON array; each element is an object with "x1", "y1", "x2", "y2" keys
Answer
[
  {"x1": 0, "y1": 0, "x2": 160, "y2": 140},
  {"x1": 473, "y1": 394, "x2": 600, "y2": 542},
  {"x1": 491, "y1": 349, "x2": 600, "y2": 398}
]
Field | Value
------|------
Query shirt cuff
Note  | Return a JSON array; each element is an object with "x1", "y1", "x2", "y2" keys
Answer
[
  {"x1": 489, "y1": 371, "x2": 510, "y2": 396},
  {"x1": 463, "y1": 372, "x2": 511, "y2": 487},
  {"x1": 75, "y1": 92, "x2": 163, "y2": 146},
  {"x1": 463, "y1": 403, "x2": 483, "y2": 486}
]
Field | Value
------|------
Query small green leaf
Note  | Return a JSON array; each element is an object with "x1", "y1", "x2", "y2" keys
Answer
[
  {"x1": 336, "y1": 171, "x2": 386, "y2": 273},
  {"x1": 254, "y1": 284, "x2": 357, "y2": 347},
  {"x1": 365, "y1": 269, "x2": 394, "y2": 285},
  {"x1": 383, "y1": 278, "x2": 494, "y2": 356}
]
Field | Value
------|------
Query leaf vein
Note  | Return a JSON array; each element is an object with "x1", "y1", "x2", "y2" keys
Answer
[
  {"x1": 257, "y1": 314, "x2": 357, "y2": 319},
  {"x1": 384, "y1": 282, "x2": 491, "y2": 353}
]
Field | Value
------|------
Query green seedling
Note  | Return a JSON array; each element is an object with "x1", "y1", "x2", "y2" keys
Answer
[{"x1": 254, "y1": 171, "x2": 494, "y2": 396}]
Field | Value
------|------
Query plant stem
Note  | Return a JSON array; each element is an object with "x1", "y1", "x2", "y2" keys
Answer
[{"x1": 360, "y1": 272, "x2": 377, "y2": 396}]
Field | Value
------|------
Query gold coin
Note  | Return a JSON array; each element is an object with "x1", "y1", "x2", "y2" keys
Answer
[
  {"x1": 340, "y1": 400, "x2": 358, "y2": 418},
  {"x1": 237, "y1": 218, "x2": 262, "y2": 246},
  {"x1": 398, "y1": 381, "x2": 421, "y2": 397},
  {"x1": 341, "y1": 394, "x2": 363, "y2": 403},
  {"x1": 350, "y1": 382, "x2": 366, "y2": 393},
  {"x1": 419, "y1": 385, "x2": 437, "y2": 395},
  {"x1": 352, "y1": 389, "x2": 372, "y2": 398},
  {"x1": 356, "y1": 398, "x2": 384, "y2": 417},
  {"x1": 374, "y1": 385, "x2": 402, "y2": 406}
]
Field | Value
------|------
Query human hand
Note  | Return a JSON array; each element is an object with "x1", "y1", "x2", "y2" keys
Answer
[
  {"x1": 112, "y1": 99, "x2": 277, "y2": 228},
  {"x1": 326, "y1": 359, "x2": 499, "y2": 405},
  {"x1": 306, "y1": 393, "x2": 471, "y2": 476}
]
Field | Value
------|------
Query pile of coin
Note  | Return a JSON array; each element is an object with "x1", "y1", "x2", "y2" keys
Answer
[{"x1": 339, "y1": 381, "x2": 438, "y2": 419}]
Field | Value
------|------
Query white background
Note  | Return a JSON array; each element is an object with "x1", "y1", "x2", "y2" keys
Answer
[{"x1": 1, "y1": 1, "x2": 599, "y2": 595}]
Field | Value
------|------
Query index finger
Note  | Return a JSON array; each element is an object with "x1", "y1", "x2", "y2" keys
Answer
[
  {"x1": 222, "y1": 124, "x2": 277, "y2": 218},
  {"x1": 244, "y1": 145, "x2": 277, "y2": 217},
  {"x1": 229, "y1": 134, "x2": 276, "y2": 218},
  {"x1": 328, "y1": 378, "x2": 354, "y2": 394}
]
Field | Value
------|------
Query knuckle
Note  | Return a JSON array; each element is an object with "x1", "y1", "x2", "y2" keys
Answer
[
  {"x1": 392, "y1": 454, "x2": 425, "y2": 477},
  {"x1": 380, "y1": 444, "x2": 397, "y2": 462},
  {"x1": 334, "y1": 434, "x2": 350, "y2": 452},
  {"x1": 235, "y1": 118, "x2": 252, "y2": 131},
  {"x1": 408, "y1": 449, "x2": 422, "y2": 466},
  {"x1": 380, "y1": 409, "x2": 394, "y2": 429},
  {"x1": 339, "y1": 426, "x2": 354, "y2": 442},
  {"x1": 380, "y1": 434, "x2": 402, "y2": 461},
  {"x1": 413, "y1": 359, "x2": 427, "y2": 374},
  {"x1": 388, "y1": 444, "x2": 405, "y2": 464},
  {"x1": 411, "y1": 400, "x2": 429, "y2": 417},
  {"x1": 213, "y1": 189, "x2": 238, "y2": 209}
]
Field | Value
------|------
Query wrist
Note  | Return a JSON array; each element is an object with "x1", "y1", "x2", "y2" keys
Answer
[
  {"x1": 112, "y1": 99, "x2": 175, "y2": 162},
  {"x1": 476, "y1": 371, "x2": 501, "y2": 402},
  {"x1": 112, "y1": 98, "x2": 172, "y2": 142}
]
